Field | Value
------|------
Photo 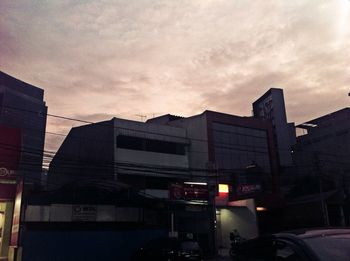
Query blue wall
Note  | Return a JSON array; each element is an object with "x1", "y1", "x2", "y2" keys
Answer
[{"x1": 22, "y1": 229, "x2": 167, "y2": 261}]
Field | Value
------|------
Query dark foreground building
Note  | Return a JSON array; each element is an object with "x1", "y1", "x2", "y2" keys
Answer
[
  {"x1": 0, "y1": 71, "x2": 47, "y2": 261},
  {"x1": 0, "y1": 71, "x2": 47, "y2": 184},
  {"x1": 286, "y1": 108, "x2": 350, "y2": 228}
]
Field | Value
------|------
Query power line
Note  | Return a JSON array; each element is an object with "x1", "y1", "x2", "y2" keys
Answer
[{"x1": 3, "y1": 105, "x2": 349, "y2": 159}]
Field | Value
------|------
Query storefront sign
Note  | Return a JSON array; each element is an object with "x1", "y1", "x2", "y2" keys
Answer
[
  {"x1": 10, "y1": 180, "x2": 23, "y2": 246},
  {"x1": 230, "y1": 183, "x2": 262, "y2": 201},
  {"x1": 169, "y1": 183, "x2": 209, "y2": 201},
  {"x1": 0, "y1": 183, "x2": 16, "y2": 200},
  {"x1": 72, "y1": 205, "x2": 97, "y2": 221},
  {"x1": 237, "y1": 184, "x2": 262, "y2": 196}
]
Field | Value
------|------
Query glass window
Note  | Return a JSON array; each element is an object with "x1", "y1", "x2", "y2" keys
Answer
[
  {"x1": 116, "y1": 135, "x2": 186, "y2": 155},
  {"x1": 236, "y1": 238, "x2": 275, "y2": 261},
  {"x1": 275, "y1": 241, "x2": 307, "y2": 261}
]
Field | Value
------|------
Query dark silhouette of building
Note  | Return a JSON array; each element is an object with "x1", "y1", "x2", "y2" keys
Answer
[{"x1": 0, "y1": 71, "x2": 47, "y2": 184}]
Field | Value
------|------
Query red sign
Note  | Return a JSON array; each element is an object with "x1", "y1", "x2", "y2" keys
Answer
[
  {"x1": 169, "y1": 183, "x2": 209, "y2": 201},
  {"x1": 237, "y1": 184, "x2": 262, "y2": 196},
  {"x1": 229, "y1": 183, "x2": 262, "y2": 201},
  {"x1": 10, "y1": 180, "x2": 23, "y2": 247},
  {"x1": 0, "y1": 183, "x2": 16, "y2": 200},
  {"x1": 0, "y1": 125, "x2": 22, "y2": 180}
]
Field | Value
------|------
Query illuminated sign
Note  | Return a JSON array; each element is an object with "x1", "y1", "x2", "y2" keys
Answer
[
  {"x1": 229, "y1": 183, "x2": 262, "y2": 201},
  {"x1": 218, "y1": 184, "x2": 229, "y2": 194},
  {"x1": 169, "y1": 183, "x2": 209, "y2": 201},
  {"x1": 237, "y1": 184, "x2": 262, "y2": 196}
]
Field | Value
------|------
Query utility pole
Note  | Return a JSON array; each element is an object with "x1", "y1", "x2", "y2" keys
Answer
[{"x1": 313, "y1": 153, "x2": 330, "y2": 226}]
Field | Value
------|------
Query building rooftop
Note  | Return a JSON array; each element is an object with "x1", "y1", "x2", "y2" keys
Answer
[
  {"x1": 297, "y1": 107, "x2": 350, "y2": 130},
  {"x1": 0, "y1": 71, "x2": 44, "y2": 100}
]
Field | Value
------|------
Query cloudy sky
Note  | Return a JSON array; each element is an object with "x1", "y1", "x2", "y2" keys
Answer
[{"x1": 1, "y1": 0, "x2": 350, "y2": 152}]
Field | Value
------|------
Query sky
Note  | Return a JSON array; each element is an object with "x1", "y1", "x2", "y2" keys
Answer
[{"x1": 1, "y1": 0, "x2": 350, "y2": 152}]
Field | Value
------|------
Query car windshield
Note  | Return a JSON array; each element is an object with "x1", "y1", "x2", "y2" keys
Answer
[
  {"x1": 180, "y1": 241, "x2": 200, "y2": 250},
  {"x1": 304, "y1": 234, "x2": 350, "y2": 261}
]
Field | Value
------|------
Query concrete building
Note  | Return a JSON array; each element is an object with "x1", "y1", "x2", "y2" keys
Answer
[
  {"x1": 0, "y1": 71, "x2": 47, "y2": 261},
  {"x1": 0, "y1": 71, "x2": 47, "y2": 184},
  {"x1": 21, "y1": 182, "x2": 170, "y2": 261},
  {"x1": 49, "y1": 117, "x2": 191, "y2": 189},
  {"x1": 252, "y1": 88, "x2": 295, "y2": 167},
  {"x1": 49, "y1": 109, "x2": 280, "y2": 257},
  {"x1": 289, "y1": 108, "x2": 350, "y2": 227},
  {"x1": 148, "y1": 110, "x2": 280, "y2": 254},
  {"x1": 48, "y1": 117, "x2": 215, "y2": 254}
]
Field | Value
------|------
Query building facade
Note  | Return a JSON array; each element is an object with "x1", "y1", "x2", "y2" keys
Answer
[
  {"x1": 49, "y1": 109, "x2": 280, "y2": 256},
  {"x1": 48, "y1": 117, "x2": 216, "y2": 254},
  {"x1": 49, "y1": 117, "x2": 191, "y2": 189},
  {"x1": 148, "y1": 110, "x2": 280, "y2": 253},
  {"x1": 0, "y1": 71, "x2": 47, "y2": 184},
  {"x1": 0, "y1": 71, "x2": 47, "y2": 261},
  {"x1": 252, "y1": 88, "x2": 295, "y2": 167},
  {"x1": 289, "y1": 108, "x2": 350, "y2": 227}
]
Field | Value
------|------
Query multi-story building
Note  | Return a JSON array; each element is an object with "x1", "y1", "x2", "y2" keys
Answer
[
  {"x1": 148, "y1": 110, "x2": 280, "y2": 253},
  {"x1": 49, "y1": 109, "x2": 280, "y2": 256},
  {"x1": 289, "y1": 108, "x2": 350, "y2": 227},
  {"x1": 0, "y1": 71, "x2": 47, "y2": 184},
  {"x1": 0, "y1": 71, "x2": 47, "y2": 260},
  {"x1": 252, "y1": 88, "x2": 295, "y2": 167},
  {"x1": 49, "y1": 117, "x2": 191, "y2": 189},
  {"x1": 48, "y1": 116, "x2": 217, "y2": 254}
]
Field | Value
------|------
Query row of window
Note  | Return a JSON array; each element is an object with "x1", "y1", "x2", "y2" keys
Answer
[{"x1": 116, "y1": 135, "x2": 186, "y2": 155}]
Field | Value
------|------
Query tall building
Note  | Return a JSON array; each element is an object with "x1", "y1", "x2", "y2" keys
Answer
[
  {"x1": 0, "y1": 71, "x2": 47, "y2": 184},
  {"x1": 252, "y1": 88, "x2": 294, "y2": 167},
  {"x1": 0, "y1": 71, "x2": 47, "y2": 260}
]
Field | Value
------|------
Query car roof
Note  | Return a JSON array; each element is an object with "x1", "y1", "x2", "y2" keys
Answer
[{"x1": 276, "y1": 228, "x2": 350, "y2": 239}]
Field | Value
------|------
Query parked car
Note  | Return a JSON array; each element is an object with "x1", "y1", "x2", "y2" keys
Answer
[
  {"x1": 131, "y1": 237, "x2": 204, "y2": 261},
  {"x1": 232, "y1": 228, "x2": 350, "y2": 261}
]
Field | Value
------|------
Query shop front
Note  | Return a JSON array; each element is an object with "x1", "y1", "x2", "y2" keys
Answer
[
  {"x1": 0, "y1": 183, "x2": 16, "y2": 260},
  {"x1": 0, "y1": 126, "x2": 22, "y2": 261},
  {"x1": 215, "y1": 184, "x2": 259, "y2": 257}
]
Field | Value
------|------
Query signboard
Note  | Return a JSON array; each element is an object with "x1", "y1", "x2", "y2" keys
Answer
[
  {"x1": 72, "y1": 205, "x2": 97, "y2": 221},
  {"x1": 229, "y1": 183, "x2": 262, "y2": 201},
  {"x1": 0, "y1": 183, "x2": 16, "y2": 200},
  {"x1": 10, "y1": 180, "x2": 23, "y2": 246},
  {"x1": 237, "y1": 184, "x2": 262, "y2": 197},
  {"x1": 169, "y1": 183, "x2": 209, "y2": 201},
  {"x1": 0, "y1": 125, "x2": 22, "y2": 180}
]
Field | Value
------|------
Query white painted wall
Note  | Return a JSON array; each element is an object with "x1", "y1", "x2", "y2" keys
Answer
[
  {"x1": 116, "y1": 148, "x2": 188, "y2": 169},
  {"x1": 25, "y1": 205, "x2": 144, "y2": 223},
  {"x1": 216, "y1": 199, "x2": 258, "y2": 256}
]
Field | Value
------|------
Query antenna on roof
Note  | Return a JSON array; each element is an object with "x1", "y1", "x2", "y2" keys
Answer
[{"x1": 135, "y1": 114, "x2": 147, "y2": 122}]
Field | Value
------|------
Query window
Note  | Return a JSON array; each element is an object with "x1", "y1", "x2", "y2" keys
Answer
[
  {"x1": 116, "y1": 135, "x2": 186, "y2": 155},
  {"x1": 235, "y1": 237, "x2": 276, "y2": 261},
  {"x1": 275, "y1": 240, "x2": 307, "y2": 261}
]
